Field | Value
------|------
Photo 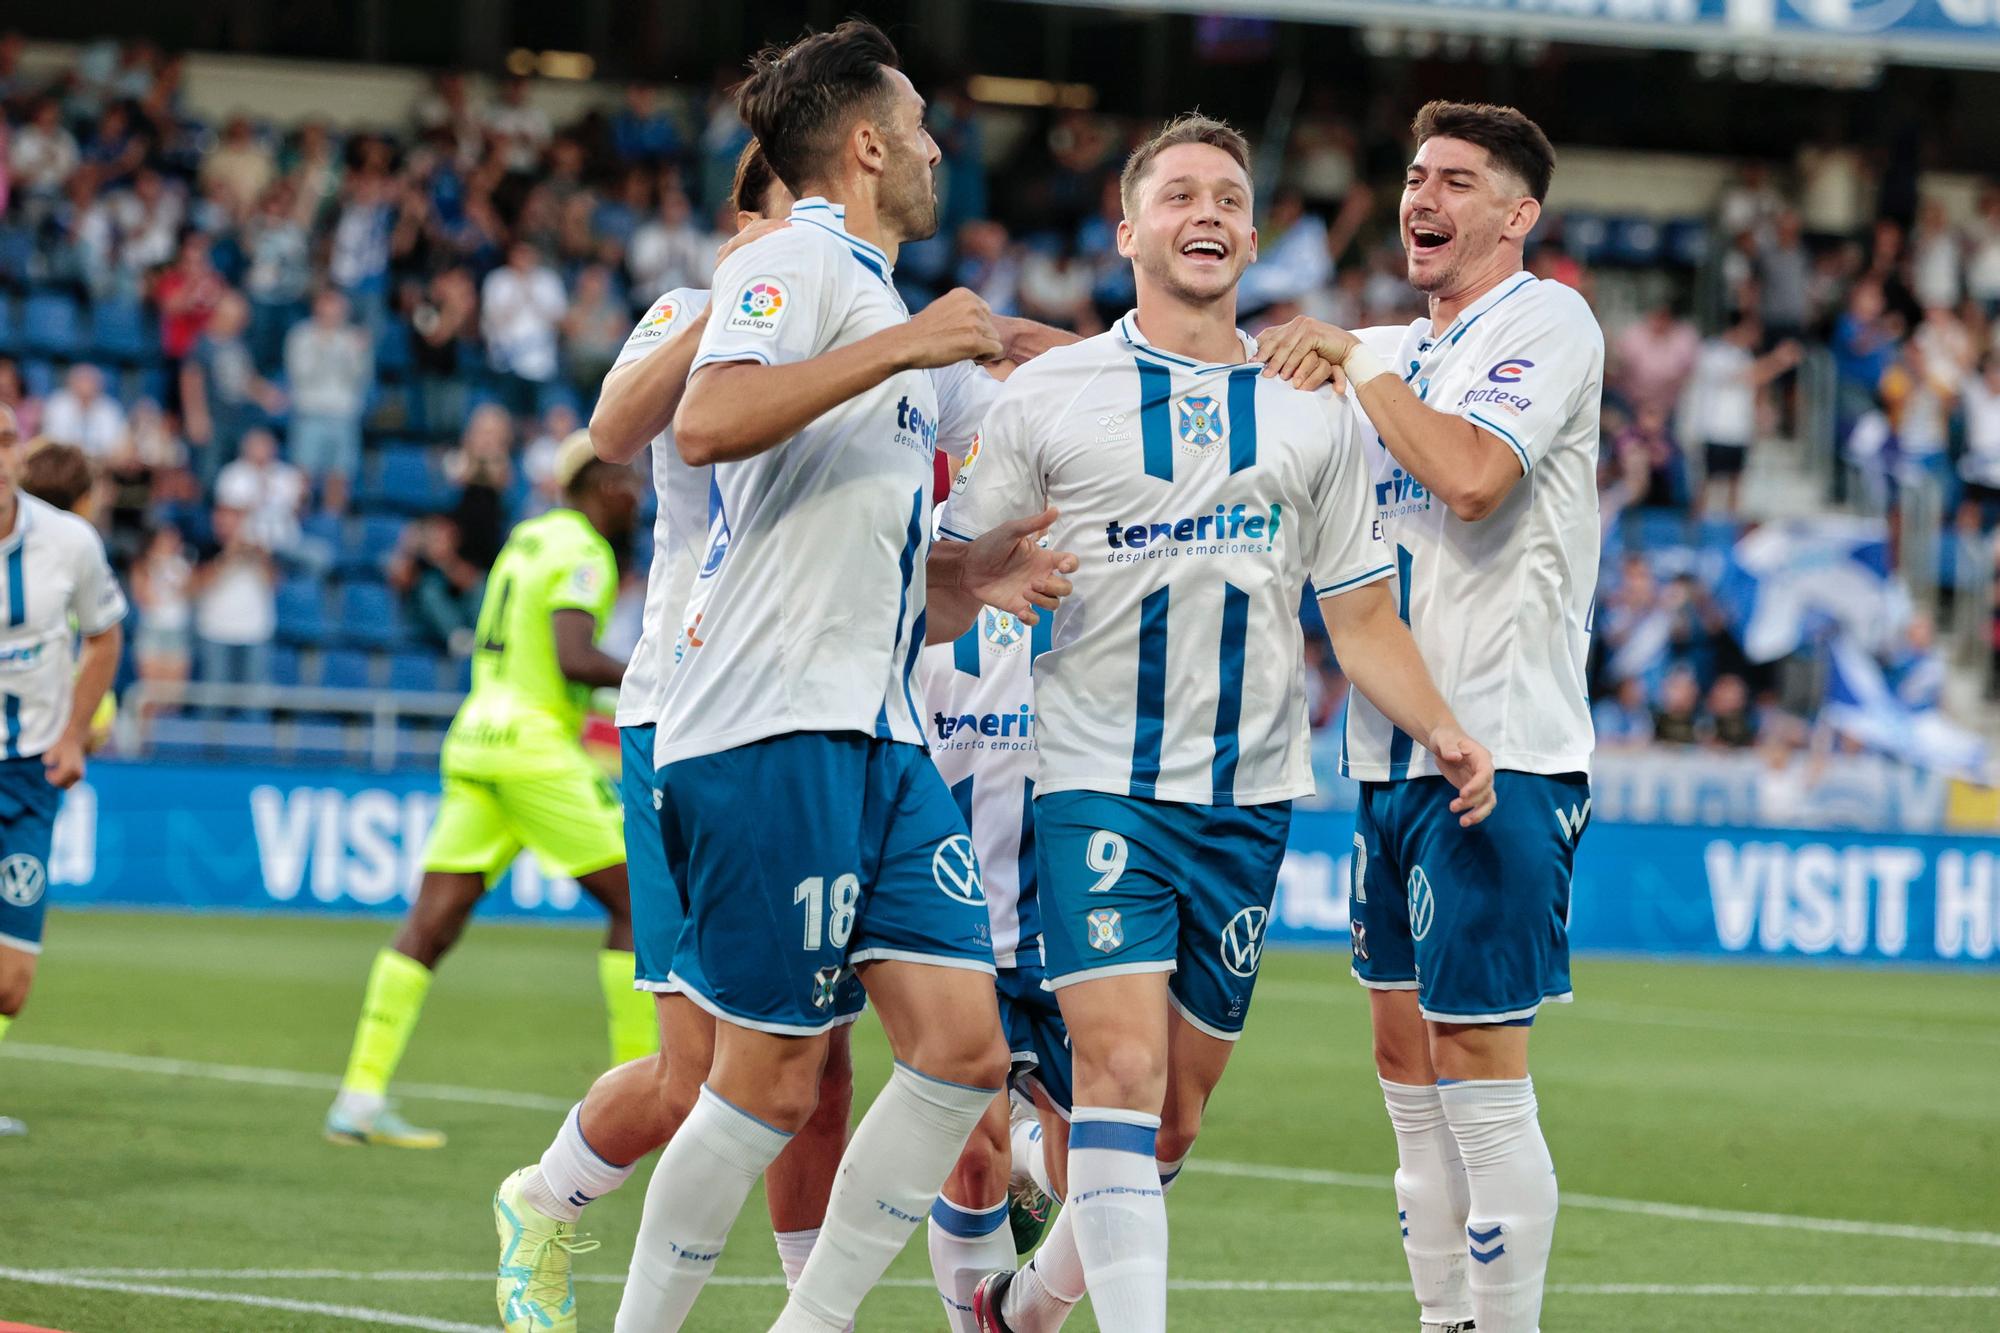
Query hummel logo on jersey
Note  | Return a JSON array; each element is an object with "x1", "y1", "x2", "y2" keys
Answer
[
  {"x1": 895, "y1": 395, "x2": 940, "y2": 457},
  {"x1": 1556, "y1": 798, "x2": 1592, "y2": 843},
  {"x1": 1102, "y1": 503, "x2": 1281, "y2": 563},
  {"x1": 1095, "y1": 411, "x2": 1132, "y2": 443}
]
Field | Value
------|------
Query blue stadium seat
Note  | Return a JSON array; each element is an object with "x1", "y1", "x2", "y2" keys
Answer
[
  {"x1": 1664, "y1": 219, "x2": 1710, "y2": 269},
  {"x1": 387, "y1": 650, "x2": 443, "y2": 693},
  {"x1": 20, "y1": 358, "x2": 57, "y2": 400},
  {"x1": 1607, "y1": 217, "x2": 1665, "y2": 268},
  {"x1": 0, "y1": 227, "x2": 31, "y2": 288},
  {"x1": 90, "y1": 296, "x2": 153, "y2": 364},
  {"x1": 302, "y1": 511, "x2": 344, "y2": 551},
  {"x1": 267, "y1": 645, "x2": 303, "y2": 687},
  {"x1": 1560, "y1": 214, "x2": 1612, "y2": 266},
  {"x1": 318, "y1": 648, "x2": 374, "y2": 690},
  {"x1": 22, "y1": 290, "x2": 84, "y2": 359},
  {"x1": 455, "y1": 656, "x2": 473, "y2": 693},
  {"x1": 337, "y1": 514, "x2": 404, "y2": 577},
  {"x1": 374, "y1": 320, "x2": 412, "y2": 380},
  {"x1": 0, "y1": 295, "x2": 16, "y2": 355},
  {"x1": 366, "y1": 444, "x2": 453, "y2": 514},
  {"x1": 335, "y1": 581, "x2": 403, "y2": 648},
  {"x1": 275, "y1": 578, "x2": 330, "y2": 646}
]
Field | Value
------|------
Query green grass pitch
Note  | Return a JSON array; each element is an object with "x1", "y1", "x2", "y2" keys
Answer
[{"x1": 0, "y1": 911, "x2": 1994, "y2": 1331}]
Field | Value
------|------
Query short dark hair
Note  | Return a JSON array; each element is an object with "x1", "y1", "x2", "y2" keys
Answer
[
  {"x1": 730, "y1": 139, "x2": 780, "y2": 217},
  {"x1": 737, "y1": 20, "x2": 902, "y2": 198},
  {"x1": 564, "y1": 457, "x2": 628, "y2": 503},
  {"x1": 1410, "y1": 100, "x2": 1556, "y2": 203},
  {"x1": 19, "y1": 440, "x2": 94, "y2": 513},
  {"x1": 1119, "y1": 113, "x2": 1252, "y2": 219}
]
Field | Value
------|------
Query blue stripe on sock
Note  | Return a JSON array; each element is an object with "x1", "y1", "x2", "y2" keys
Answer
[
  {"x1": 1137, "y1": 358, "x2": 1173, "y2": 481},
  {"x1": 1129, "y1": 586, "x2": 1169, "y2": 796},
  {"x1": 1226, "y1": 366, "x2": 1259, "y2": 474},
  {"x1": 1435, "y1": 1077, "x2": 1464, "y2": 1087},
  {"x1": 930, "y1": 1196, "x2": 1009, "y2": 1237},
  {"x1": 1210, "y1": 582, "x2": 1248, "y2": 805},
  {"x1": 1069, "y1": 1118, "x2": 1160, "y2": 1156},
  {"x1": 892, "y1": 1060, "x2": 1003, "y2": 1097}
]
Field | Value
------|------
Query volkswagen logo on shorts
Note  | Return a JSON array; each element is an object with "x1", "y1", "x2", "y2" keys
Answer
[
  {"x1": 932, "y1": 834, "x2": 984, "y2": 905},
  {"x1": 1408, "y1": 866, "x2": 1436, "y2": 942},
  {"x1": 1219, "y1": 905, "x2": 1268, "y2": 979},
  {"x1": 0, "y1": 854, "x2": 46, "y2": 908}
]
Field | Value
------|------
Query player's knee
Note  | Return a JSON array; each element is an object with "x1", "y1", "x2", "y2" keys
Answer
[
  {"x1": 1077, "y1": 1039, "x2": 1166, "y2": 1109},
  {"x1": 0, "y1": 980, "x2": 26, "y2": 1017},
  {"x1": 1372, "y1": 1026, "x2": 1431, "y2": 1085},
  {"x1": 1155, "y1": 1112, "x2": 1201, "y2": 1166},
  {"x1": 947, "y1": 1132, "x2": 1009, "y2": 1204}
]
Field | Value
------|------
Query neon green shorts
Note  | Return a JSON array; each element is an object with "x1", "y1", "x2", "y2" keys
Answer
[{"x1": 422, "y1": 758, "x2": 625, "y2": 883}]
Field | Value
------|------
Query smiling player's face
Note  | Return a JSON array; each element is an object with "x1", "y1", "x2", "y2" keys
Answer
[
  {"x1": 1400, "y1": 135, "x2": 1531, "y2": 297},
  {"x1": 1119, "y1": 143, "x2": 1257, "y2": 306}
]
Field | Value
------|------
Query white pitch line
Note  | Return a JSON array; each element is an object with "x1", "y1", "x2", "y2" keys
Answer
[
  {"x1": 9, "y1": 1041, "x2": 1998, "y2": 1250},
  {"x1": 33, "y1": 1270, "x2": 2000, "y2": 1300},
  {"x1": 0, "y1": 1267, "x2": 492, "y2": 1332}
]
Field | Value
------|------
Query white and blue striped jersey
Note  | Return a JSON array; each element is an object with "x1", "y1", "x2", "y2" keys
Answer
[
  {"x1": 609, "y1": 286, "x2": 710, "y2": 730},
  {"x1": 1340, "y1": 271, "x2": 1603, "y2": 782},
  {"x1": 0, "y1": 493, "x2": 127, "y2": 759},
  {"x1": 942, "y1": 312, "x2": 1392, "y2": 807},
  {"x1": 651, "y1": 200, "x2": 990, "y2": 767},
  {"x1": 919, "y1": 605, "x2": 1047, "y2": 968}
]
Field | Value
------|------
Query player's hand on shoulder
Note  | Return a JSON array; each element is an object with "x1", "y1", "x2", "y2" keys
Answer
[
  {"x1": 1256, "y1": 316, "x2": 1359, "y2": 388},
  {"x1": 717, "y1": 217, "x2": 789, "y2": 266},
  {"x1": 904, "y1": 288, "x2": 1003, "y2": 369},
  {"x1": 962, "y1": 507, "x2": 1079, "y2": 624},
  {"x1": 1429, "y1": 724, "x2": 1497, "y2": 828}
]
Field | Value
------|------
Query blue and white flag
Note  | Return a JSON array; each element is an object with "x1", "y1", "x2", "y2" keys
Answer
[
  {"x1": 1714, "y1": 518, "x2": 1907, "y2": 664},
  {"x1": 1822, "y1": 636, "x2": 1990, "y2": 782}
]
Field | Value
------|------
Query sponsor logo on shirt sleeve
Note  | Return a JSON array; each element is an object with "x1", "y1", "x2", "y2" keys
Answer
[
  {"x1": 629, "y1": 296, "x2": 680, "y2": 343},
  {"x1": 723, "y1": 278, "x2": 788, "y2": 337},
  {"x1": 569, "y1": 563, "x2": 603, "y2": 598},
  {"x1": 1458, "y1": 357, "x2": 1536, "y2": 414}
]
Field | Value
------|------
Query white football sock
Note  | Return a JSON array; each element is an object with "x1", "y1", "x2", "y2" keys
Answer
[
  {"x1": 1439, "y1": 1077, "x2": 1558, "y2": 1333},
  {"x1": 928, "y1": 1194, "x2": 1014, "y2": 1332},
  {"x1": 614, "y1": 1086, "x2": 790, "y2": 1333},
  {"x1": 1381, "y1": 1077, "x2": 1475, "y2": 1327},
  {"x1": 774, "y1": 1227, "x2": 819, "y2": 1288},
  {"x1": 1002, "y1": 1203, "x2": 1086, "y2": 1331},
  {"x1": 1065, "y1": 1107, "x2": 1167, "y2": 1332},
  {"x1": 771, "y1": 1063, "x2": 1002, "y2": 1332},
  {"x1": 524, "y1": 1102, "x2": 637, "y2": 1222},
  {"x1": 1012, "y1": 1112, "x2": 1054, "y2": 1199},
  {"x1": 1002, "y1": 1140, "x2": 1186, "y2": 1332}
]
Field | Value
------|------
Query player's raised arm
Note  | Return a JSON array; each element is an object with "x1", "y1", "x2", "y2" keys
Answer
[{"x1": 675, "y1": 274, "x2": 1001, "y2": 466}]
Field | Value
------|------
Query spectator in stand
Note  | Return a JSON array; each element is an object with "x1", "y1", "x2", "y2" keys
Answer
[
  {"x1": 1910, "y1": 199, "x2": 1963, "y2": 314},
  {"x1": 407, "y1": 265, "x2": 479, "y2": 437},
  {"x1": 201, "y1": 115, "x2": 276, "y2": 217},
  {"x1": 520, "y1": 402, "x2": 578, "y2": 514},
  {"x1": 105, "y1": 400, "x2": 191, "y2": 555},
  {"x1": 485, "y1": 76, "x2": 551, "y2": 174},
  {"x1": 0, "y1": 358, "x2": 41, "y2": 441},
  {"x1": 626, "y1": 184, "x2": 711, "y2": 301},
  {"x1": 1017, "y1": 239, "x2": 1099, "y2": 335},
  {"x1": 1612, "y1": 299, "x2": 1700, "y2": 426},
  {"x1": 241, "y1": 179, "x2": 314, "y2": 372},
  {"x1": 82, "y1": 101, "x2": 148, "y2": 187},
  {"x1": 182, "y1": 290, "x2": 286, "y2": 488},
  {"x1": 412, "y1": 71, "x2": 484, "y2": 170},
  {"x1": 1715, "y1": 161, "x2": 1784, "y2": 248},
  {"x1": 115, "y1": 165, "x2": 186, "y2": 278},
  {"x1": 1592, "y1": 677, "x2": 1656, "y2": 749},
  {"x1": 9, "y1": 98, "x2": 77, "y2": 204},
  {"x1": 1689, "y1": 313, "x2": 1801, "y2": 515},
  {"x1": 1797, "y1": 125, "x2": 1871, "y2": 248},
  {"x1": 1653, "y1": 666, "x2": 1703, "y2": 746},
  {"x1": 327, "y1": 140, "x2": 396, "y2": 334},
  {"x1": 480, "y1": 241, "x2": 566, "y2": 416},
  {"x1": 1703, "y1": 675, "x2": 1758, "y2": 749},
  {"x1": 284, "y1": 287, "x2": 372, "y2": 514},
  {"x1": 956, "y1": 218, "x2": 1020, "y2": 314},
  {"x1": 612, "y1": 85, "x2": 682, "y2": 167},
  {"x1": 1611, "y1": 403, "x2": 1682, "y2": 510},
  {"x1": 214, "y1": 427, "x2": 309, "y2": 564},
  {"x1": 1884, "y1": 613, "x2": 1945, "y2": 712},
  {"x1": 152, "y1": 229, "x2": 225, "y2": 368},
  {"x1": 1759, "y1": 210, "x2": 1811, "y2": 347},
  {"x1": 286, "y1": 118, "x2": 342, "y2": 223},
  {"x1": 388, "y1": 514, "x2": 483, "y2": 654},
  {"x1": 444, "y1": 402, "x2": 514, "y2": 569},
  {"x1": 562, "y1": 265, "x2": 627, "y2": 393},
  {"x1": 130, "y1": 523, "x2": 195, "y2": 718},
  {"x1": 1957, "y1": 352, "x2": 2000, "y2": 533},
  {"x1": 192, "y1": 501, "x2": 276, "y2": 689},
  {"x1": 1967, "y1": 186, "x2": 2000, "y2": 319},
  {"x1": 42, "y1": 363, "x2": 127, "y2": 458},
  {"x1": 1237, "y1": 187, "x2": 1332, "y2": 316},
  {"x1": 1832, "y1": 280, "x2": 1902, "y2": 433}
]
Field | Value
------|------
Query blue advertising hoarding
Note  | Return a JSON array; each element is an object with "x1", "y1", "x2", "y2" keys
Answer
[{"x1": 45, "y1": 760, "x2": 2000, "y2": 967}]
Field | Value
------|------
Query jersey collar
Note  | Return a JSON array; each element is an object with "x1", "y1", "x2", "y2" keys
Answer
[
  {"x1": 1421, "y1": 269, "x2": 1536, "y2": 351},
  {"x1": 1115, "y1": 311, "x2": 1258, "y2": 373},
  {"x1": 788, "y1": 197, "x2": 894, "y2": 284}
]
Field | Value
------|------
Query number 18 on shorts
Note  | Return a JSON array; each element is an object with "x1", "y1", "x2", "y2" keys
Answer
[{"x1": 656, "y1": 732, "x2": 997, "y2": 1035}]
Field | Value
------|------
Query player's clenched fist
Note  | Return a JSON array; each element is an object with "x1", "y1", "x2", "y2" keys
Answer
[{"x1": 900, "y1": 288, "x2": 1003, "y2": 369}]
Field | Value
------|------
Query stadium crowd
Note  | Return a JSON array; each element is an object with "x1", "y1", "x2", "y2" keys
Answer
[{"x1": 1, "y1": 33, "x2": 1993, "y2": 752}]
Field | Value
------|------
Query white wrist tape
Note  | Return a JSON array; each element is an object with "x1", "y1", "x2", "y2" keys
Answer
[{"x1": 1343, "y1": 343, "x2": 1392, "y2": 388}]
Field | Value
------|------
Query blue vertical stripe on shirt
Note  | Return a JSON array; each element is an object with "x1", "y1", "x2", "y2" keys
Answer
[
  {"x1": 1136, "y1": 358, "x2": 1174, "y2": 482},
  {"x1": 1129, "y1": 585, "x2": 1170, "y2": 796},
  {"x1": 1211, "y1": 582, "x2": 1250, "y2": 805},
  {"x1": 1226, "y1": 367, "x2": 1260, "y2": 475},
  {"x1": 1387, "y1": 544, "x2": 1416, "y2": 781},
  {"x1": 5, "y1": 546, "x2": 22, "y2": 627},
  {"x1": 876, "y1": 487, "x2": 926, "y2": 740}
]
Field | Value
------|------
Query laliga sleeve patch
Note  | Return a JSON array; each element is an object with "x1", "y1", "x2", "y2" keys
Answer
[
  {"x1": 723, "y1": 277, "x2": 789, "y2": 337},
  {"x1": 628, "y1": 295, "x2": 681, "y2": 344},
  {"x1": 569, "y1": 562, "x2": 604, "y2": 598}
]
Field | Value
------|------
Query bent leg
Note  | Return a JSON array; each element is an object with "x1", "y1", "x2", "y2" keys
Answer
[
  {"x1": 766, "y1": 1022, "x2": 855, "y2": 1286},
  {"x1": 930, "y1": 1091, "x2": 1016, "y2": 1331}
]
